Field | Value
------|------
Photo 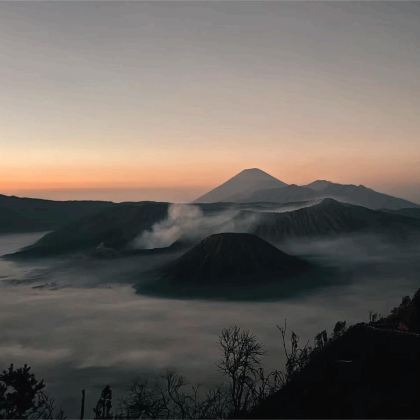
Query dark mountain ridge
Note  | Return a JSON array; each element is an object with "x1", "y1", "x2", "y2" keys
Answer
[
  {"x1": 245, "y1": 198, "x2": 420, "y2": 243},
  {"x1": 8, "y1": 202, "x2": 169, "y2": 258},
  {"x1": 383, "y1": 207, "x2": 420, "y2": 220},
  {"x1": 10, "y1": 198, "x2": 420, "y2": 259},
  {"x1": 194, "y1": 169, "x2": 418, "y2": 209},
  {"x1": 235, "y1": 182, "x2": 418, "y2": 209},
  {"x1": 305, "y1": 180, "x2": 418, "y2": 210},
  {"x1": 0, "y1": 193, "x2": 113, "y2": 233}
]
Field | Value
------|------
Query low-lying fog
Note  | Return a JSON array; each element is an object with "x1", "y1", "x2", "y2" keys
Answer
[{"x1": 1, "y1": 232, "x2": 420, "y2": 416}]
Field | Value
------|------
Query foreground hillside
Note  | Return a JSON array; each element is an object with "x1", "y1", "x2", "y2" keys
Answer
[{"x1": 250, "y1": 289, "x2": 420, "y2": 418}]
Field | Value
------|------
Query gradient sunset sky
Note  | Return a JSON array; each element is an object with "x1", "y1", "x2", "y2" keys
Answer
[{"x1": 1, "y1": 1, "x2": 420, "y2": 202}]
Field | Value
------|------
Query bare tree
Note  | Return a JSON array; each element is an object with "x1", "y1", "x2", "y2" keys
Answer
[
  {"x1": 117, "y1": 370, "x2": 229, "y2": 419},
  {"x1": 118, "y1": 379, "x2": 165, "y2": 419},
  {"x1": 277, "y1": 321, "x2": 312, "y2": 383},
  {"x1": 32, "y1": 392, "x2": 66, "y2": 420},
  {"x1": 217, "y1": 326, "x2": 264, "y2": 416}
]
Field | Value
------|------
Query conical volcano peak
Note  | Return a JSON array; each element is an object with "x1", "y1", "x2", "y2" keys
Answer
[
  {"x1": 194, "y1": 168, "x2": 287, "y2": 203},
  {"x1": 239, "y1": 168, "x2": 274, "y2": 175},
  {"x1": 138, "y1": 232, "x2": 317, "y2": 299},
  {"x1": 162, "y1": 232, "x2": 309, "y2": 282}
]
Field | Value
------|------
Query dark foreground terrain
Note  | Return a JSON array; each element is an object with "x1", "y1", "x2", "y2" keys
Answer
[
  {"x1": 2, "y1": 287, "x2": 420, "y2": 419},
  {"x1": 250, "y1": 289, "x2": 420, "y2": 419},
  {"x1": 2, "y1": 186, "x2": 420, "y2": 418}
]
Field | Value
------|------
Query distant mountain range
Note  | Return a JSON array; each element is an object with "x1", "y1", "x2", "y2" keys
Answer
[
  {"x1": 0, "y1": 194, "x2": 112, "y2": 233},
  {"x1": 9, "y1": 198, "x2": 420, "y2": 259},
  {"x1": 195, "y1": 168, "x2": 419, "y2": 210},
  {"x1": 9, "y1": 202, "x2": 169, "y2": 258},
  {"x1": 1, "y1": 168, "x2": 418, "y2": 236}
]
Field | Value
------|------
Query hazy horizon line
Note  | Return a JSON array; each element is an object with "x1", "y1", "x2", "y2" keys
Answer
[{"x1": 2, "y1": 181, "x2": 420, "y2": 204}]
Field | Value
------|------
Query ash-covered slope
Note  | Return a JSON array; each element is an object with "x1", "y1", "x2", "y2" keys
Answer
[
  {"x1": 138, "y1": 233, "x2": 317, "y2": 300},
  {"x1": 164, "y1": 233, "x2": 308, "y2": 281},
  {"x1": 194, "y1": 168, "x2": 287, "y2": 203},
  {"x1": 383, "y1": 207, "x2": 420, "y2": 220},
  {"x1": 0, "y1": 194, "x2": 113, "y2": 233},
  {"x1": 9, "y1": 202, "x2": 169, "y2": 258},
  {"x1": 247, "y1": 198, "x2": 420, "y2": 243}
]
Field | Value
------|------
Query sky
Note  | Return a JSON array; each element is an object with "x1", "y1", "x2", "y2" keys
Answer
[{"x1": 1, "y1": 1, "x2": 420, "y2": 203}]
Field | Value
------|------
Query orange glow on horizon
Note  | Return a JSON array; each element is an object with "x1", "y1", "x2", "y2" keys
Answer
[{"x1": 1, "y1": 152, "x2": 419, "y2": 202}]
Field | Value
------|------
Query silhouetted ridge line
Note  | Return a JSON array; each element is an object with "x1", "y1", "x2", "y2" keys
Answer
[
  {"x1": 0, "y1": 193, "x2": 113, "y2": 233},
  {"x1": 194, "y1": 168, "x2": 419, "y2": 209},
  {"x1": 247, "y1": 198, "x2": 420, "y2": 242},
  {"x1": 8, "y1": 202, "x2": 170, "y2": 257}
]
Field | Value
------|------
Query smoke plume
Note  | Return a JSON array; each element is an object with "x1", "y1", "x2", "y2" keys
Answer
[{"x1": 132, "y1": 204, "x2": 257, "y2": 249}]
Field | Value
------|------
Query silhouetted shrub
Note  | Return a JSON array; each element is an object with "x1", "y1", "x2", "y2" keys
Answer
[
  {"x1": 0, "y1": 364, "x2": 64, "y2": 419},
  {"x1": 117, "y1": 370, "x2": 228, "y2": 419},
  {"x1": 94, "y1": 385, "x2": 113, "y2": 419}
]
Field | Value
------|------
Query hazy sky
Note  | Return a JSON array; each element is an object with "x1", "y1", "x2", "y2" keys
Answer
[{"x1": 1, "y1": 1, "x2": 420, "y2": 202}]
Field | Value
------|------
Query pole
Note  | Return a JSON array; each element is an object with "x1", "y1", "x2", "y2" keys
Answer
[{"x1": 80, "y1": 389, "x2": 86, "y2": 420}]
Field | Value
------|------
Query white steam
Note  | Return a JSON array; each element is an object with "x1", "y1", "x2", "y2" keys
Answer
[{"x1": 132, "y1": 204, "x2": 257, "y2": 250}]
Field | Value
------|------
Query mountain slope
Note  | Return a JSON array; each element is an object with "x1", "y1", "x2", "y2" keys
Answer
[
  {"x1": 251, "y1": 325, "x2": 420, "y2": 419},
  {"x1": 382, "y1": 207, "x2": 420, "y2": 220},
  {"x1": 194, "y1": 168, "x2": 287, "y2": 203},
  {"x1": 305, "y1": 180, "x2": 418, "y2": 209},
  {"x1": 0, "y1": 194, "x2": 113, "y2": 233},
  {"x1": 251, "y1": 288, "x2": 420, "y2": 419},
  {"x1": 137, "y1": 233, "x2": 319, "y2": 300},
  {"x1": 0, "y1": 207, "x2": 46, "y2": 233},
  {"x1": 163, "y1": 232, "x2": 308, "y2": 281},
  {"x1": 198, "y1": 173, "x2": 419, "y2": 209},
  {"x1": 236, "y1": 185, "x2": 318, "y2": 203},
  {"x1": 9, "y1": 202, "x2": 169, "y2": 257},
  {"x1": 245, "y1": 198, "x2": 420, "y2": 242}
]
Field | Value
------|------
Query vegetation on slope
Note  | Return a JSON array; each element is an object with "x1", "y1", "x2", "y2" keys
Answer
[{"x1": 3, "y1": 287, "x2": 420, "y2": 418}]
